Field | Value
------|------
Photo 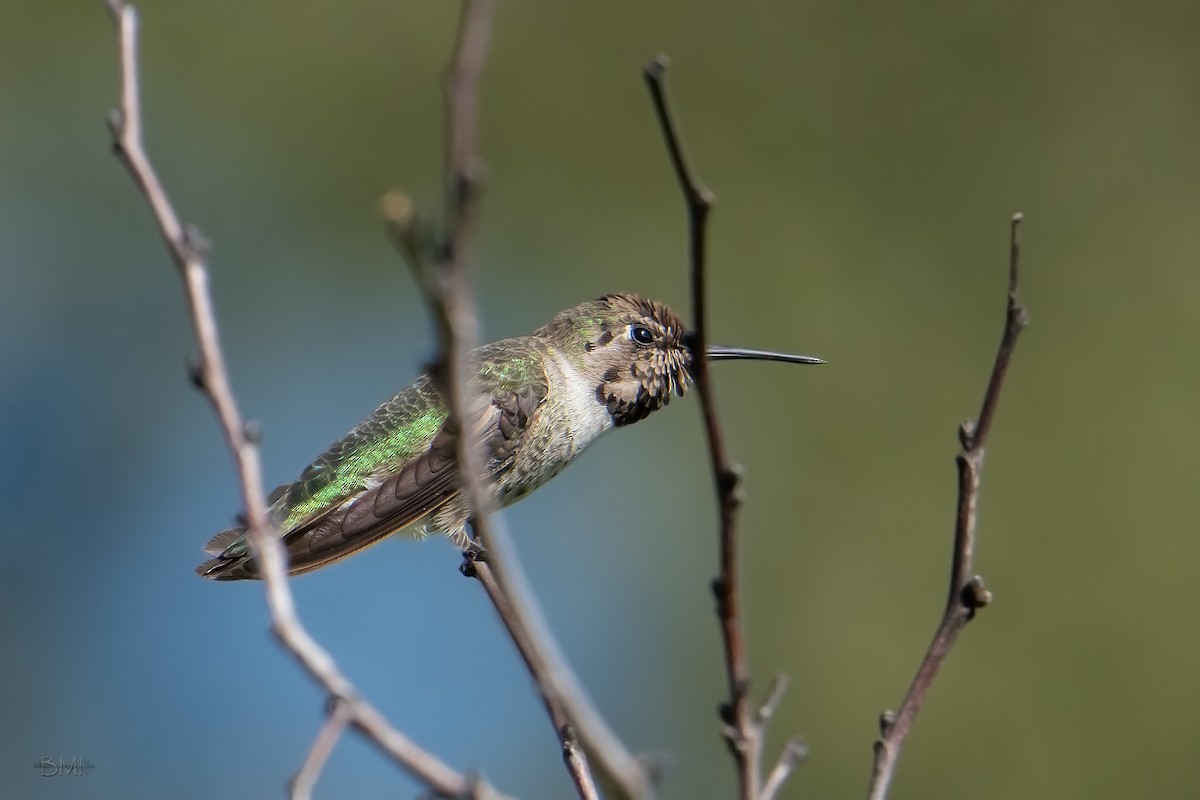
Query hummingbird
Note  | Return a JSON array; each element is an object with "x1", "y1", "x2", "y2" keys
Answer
[{"x1": 197, "y1": 293, "x2": 823, "y2": 580}]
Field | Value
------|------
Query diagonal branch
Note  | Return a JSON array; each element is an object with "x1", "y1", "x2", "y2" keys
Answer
[
  {"x1": 290, "y1": 699, "x2": 353, "y2": 800},
  {"x1": 101, "y1": 3, "x2": 511, "y2": 797},
  {"x1": 865, "y1": 213, "x2": 1029, "y2": 800},
  {"x1": 643, "y1": 55, "x2": 800, "y2": 800},
  {"x1": 464, "y1": 552, "x2": 599, "y2": 800}
]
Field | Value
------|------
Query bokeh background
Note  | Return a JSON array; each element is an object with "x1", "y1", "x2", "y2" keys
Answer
[{"x1": 4, "y1": 1, "x2": 1199, "y2": 798}]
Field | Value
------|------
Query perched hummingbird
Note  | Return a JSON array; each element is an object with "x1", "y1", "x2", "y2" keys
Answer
[{"x1": 197, "y1": 293, "x2": 822, "y2": 580}]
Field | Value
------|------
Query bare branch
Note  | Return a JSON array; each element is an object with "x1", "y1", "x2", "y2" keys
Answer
[
  {"x1": 388, "y1": 1, "x2": 647, "y2": 797},
  {"x1": 464, "y1": 524, "x2": 654, "y2": 799},
  {"x1": 560, "y1": 724, "x2": 601, "y2": 800},
  {"x1": 760, "y1": 738, "x2": 808, "y2": 800},
  {"x1": 101, "y1": 3, "x2": 511, "y2": 797},
  {"x1": 462, "y1": 551, "x2": 599, "y2": 800},
  {"x1": 865, "y1": 213, "x2": 1029, "y2": 800},
  {"x1": 644, "y1": 55, "x2": 797, "y2": 800},
  {"x1": 290, "y1": 700, "x2": 352, "y2": 800}
]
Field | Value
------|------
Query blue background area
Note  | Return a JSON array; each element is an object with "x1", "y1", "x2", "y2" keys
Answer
[{"x1": 4, "y1": 1, "x2": 1200, "y2": 798}]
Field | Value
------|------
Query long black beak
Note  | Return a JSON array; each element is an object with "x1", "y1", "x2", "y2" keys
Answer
[
  {"x1": 683, "y1": 331, "x2": 825, "y2": 365},
  {"x1": 706, "y1": 345, "x2": 825, "y2": 365}
]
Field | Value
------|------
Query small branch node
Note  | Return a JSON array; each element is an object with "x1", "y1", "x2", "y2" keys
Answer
[
  {"x1": 105, "y1": 108, "x2": 125, "y2": 137},
  {"x1": 878, "y1": 709, "x2": 895, "y2": 736},
  {"x1": 710, "y1": 576, "x2": 727, "y2": 601},
  {"x1": 243, "y1": 419, "x2": 263, "y2": 446},
  {"x1": 720, "y1": 722, "x2": 745, "y2": 747},
  {"x1": 958, "y1": 420, "x2": 976, "y2": 450},
  {"x1": 717, "y1": 465, "x2": 742, "y2": 496},
  {"x1": 961, "y1": 575, "x2": 992, "y2": 613},
  {"x1": 185, "y1": 354, "x2": 206, "y2": 389}
]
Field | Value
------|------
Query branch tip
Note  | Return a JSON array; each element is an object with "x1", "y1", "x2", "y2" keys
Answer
[{"x1": 755, "y1": 673, "x2": 791, "y2": 724}]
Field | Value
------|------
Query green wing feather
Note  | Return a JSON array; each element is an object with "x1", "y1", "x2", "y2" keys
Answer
[{"x1": 197, "y1": 338, "x2": 550, "y2": 580}]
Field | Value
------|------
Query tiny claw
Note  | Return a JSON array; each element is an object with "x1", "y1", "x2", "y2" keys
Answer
[
  {"x1": 879, "y1": 709, "x2": 895, "y2": 736},
  {"x1": 459, "y1": 541, "x2": 488, "y2": 578}
]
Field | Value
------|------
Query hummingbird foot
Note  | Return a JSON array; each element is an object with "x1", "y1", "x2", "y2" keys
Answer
[{"x1": 459, "y1": 540, "x2": 489, "y2": 577}]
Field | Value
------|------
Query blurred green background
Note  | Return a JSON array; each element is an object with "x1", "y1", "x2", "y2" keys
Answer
[{"x1": 4, "y1": 1, "x2": 1199, "y2": 798}]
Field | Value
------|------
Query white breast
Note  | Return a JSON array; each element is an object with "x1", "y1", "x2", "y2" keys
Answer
[{"x1": 551, "y1": 353, "x2": 614, "y2": 454}]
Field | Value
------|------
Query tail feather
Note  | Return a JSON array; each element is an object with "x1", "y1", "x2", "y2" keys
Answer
[
  {"x1": 198, "y1": 483, "x2": 292, "y2": 580},
  {"x1": 196, "y1": 527, "x2": 256, "y2": 580},
  {"x1": 203, "y1": 528, "x2": 243, "y2": 556}
]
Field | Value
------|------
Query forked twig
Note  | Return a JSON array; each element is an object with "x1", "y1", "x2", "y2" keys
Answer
[
  {"x1": 865, "y1": 214, "x2": 1029, "y2": 800},
  {"x1": 643, "y1": 55, "x2": 800, "y2": 799},
  {"x1": 102, "y1": 2, "x2": 510, "y2": 797}
]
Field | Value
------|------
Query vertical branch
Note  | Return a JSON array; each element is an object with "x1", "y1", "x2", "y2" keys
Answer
[
  {"x1": 644, "y1": 56, "x2": 801, "y2": 800},
  {"x1": 865, "y1": 214, "x2": 1029, "y2": 800},
  {"x1": 391, "y1": 1, "x2": 641, "y2": 797},
  {"x1": 101, "y1": 3, "x2": 510, "y2": 797}
]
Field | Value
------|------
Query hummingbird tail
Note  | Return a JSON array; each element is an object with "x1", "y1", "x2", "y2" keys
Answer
[
  {"x1": 195, "y1": 527, "x2": 258, "y2": 581},
  {"x1": 203, "y1": 529, "x2": 242, "y2": 556}
]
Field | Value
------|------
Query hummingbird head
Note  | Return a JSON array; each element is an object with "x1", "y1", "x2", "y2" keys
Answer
[{"x1": 539, "y1": 293, "x2": 824, "y2": 428}]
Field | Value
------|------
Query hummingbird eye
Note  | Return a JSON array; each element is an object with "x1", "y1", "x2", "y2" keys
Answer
[{"x1": 630, "y1": 324, "x2": 655, "y2": 346}]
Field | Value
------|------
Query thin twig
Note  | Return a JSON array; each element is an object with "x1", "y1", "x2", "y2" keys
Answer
[
  {"x1": 754, "y1": 674, "x2": 790, "y2": 727},
  {"x1": 101, "y1": 3, "x2": 510, "y2": 797},
  {"x1": 391, "y1": 1, "x2": 630, "y2": 798},
  {"x1": 462, "y1": 554, "x2": 600, "y2": 800},
  {"x1": 436, "y1": 0, "x2": 491, "y2": 534},
  {"x1": 291, "y1": 700, "x2": 353, "y2": 800},
  {"x1": 865, "y1": 213, "x2": 1029, "y2": 800},
  {"x1": 760, "y1": 738, "x2": 808, "y2": 800},
  {"x1": 562, "y1": 724, "x2": 602, "y2": 800},
  {"x1": 645, "y1": 55, "x2": 801, "y2": 800},
  {"x1": 466, "y1": 521, "x2": 655, "y2": 799}
]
